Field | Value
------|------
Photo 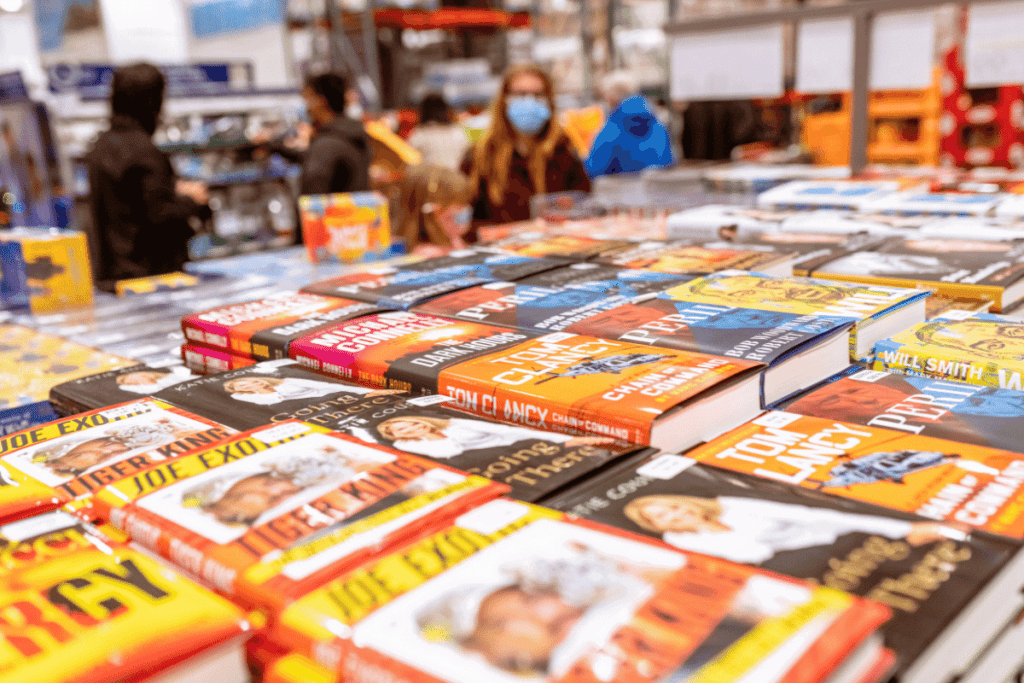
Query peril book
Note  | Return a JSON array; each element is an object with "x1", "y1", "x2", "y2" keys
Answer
[
  {"x1": 595, "y1": 240, "x2": 796, "y2": 277},
  {"x1": 94, "y1": 421, "x2": 506, "y2": 616},
  {"x1": 782, "y1": 368, "x2": 1024, "y2": 455},
  {"x1": 0, "y1": 510, "x2": 250, "y2": 683},
  {"x1": 434, "y1": 332, "x2": 764, "y2": 452},
  {"x1": 657, "y1": 270, "x2": 928, "y2": 361},
  {"x1": 182, "y1": 343, "x2": 257, "y2": 375},
  {"x1": 288, "y1": 311, "x2": 536, "y2": 394},
  {"x1": 547, "y1": 453, "x2": 1023, "y2": 683},
  {"x1": 807, "y1": 236, "x2": 1024, "y2": 312},
  {"x1": 301, "y1": 249, "x2": 564, "y2": 309},
  {"x1": 685, "y1": 411, "x2": 1024, "y2": 540},
  {"x1": 873, "y1": 313, "x2": 1024, "y2": 390},
  {"x1": 49, "y1": 364, "x2": 200, "y2": 417},
  {"x1": 271, "y1": 499, "x2": 891, "y2": 683},
  {"x1": 0, "y1": 398, "x2": 234, "y2": 523},
  {"x1": 182, "y1": 291, "x2": 386, "y2": 360}
]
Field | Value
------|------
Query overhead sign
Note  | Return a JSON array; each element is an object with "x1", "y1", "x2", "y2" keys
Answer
[
  {"x1": 965, "y1": 1, "x2": 1024, "y2": 87},
  {"x1": 670, "y1": 24, "x2": 784, "y2": 101},
  {"x1": 796, "y1": 17, "x2": 853, "y2": 93},
  {"x1": 47, "y1": 63, "x2": 242, "y2": 98}
]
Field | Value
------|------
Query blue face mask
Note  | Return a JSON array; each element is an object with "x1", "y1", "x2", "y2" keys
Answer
[{"x1": 506, "y1": 96, "x2": 551, "y2": 135}]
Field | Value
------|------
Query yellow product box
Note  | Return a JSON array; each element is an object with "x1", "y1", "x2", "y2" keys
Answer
[{"x1": 0, "y1": 228, "x2": 93, "y2": 312}]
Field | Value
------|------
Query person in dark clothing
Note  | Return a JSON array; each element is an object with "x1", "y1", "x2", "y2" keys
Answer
[
  {"x1": 461, "y1": 64, "x2": 590, "y2": 227},
  {"x1": 297, "y1": 73, "x2": 371, "y2": 195},
  {"x1": 86, "y1": 63, "x2": 209, "y2": 291}
]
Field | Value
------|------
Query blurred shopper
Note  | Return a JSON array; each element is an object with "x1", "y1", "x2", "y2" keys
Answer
[
  {"x1": 407, "y1": 93, "x2": 470, "y2": 171},
  {"x1": 86, "y1": 63, "x2": 209, "y2": 291},
  {"x1": 396, "y1": 164, "x2": 473, "y2": 255},
  {"x1": 462, "y1": 65, "x2": 590, "y2": 226},
  {"x1": 298, "y1": 73, "x2": 371, "y2": 194},
  {"x1": 585, "y1": 71, "x2": 674, "y2": 178}
]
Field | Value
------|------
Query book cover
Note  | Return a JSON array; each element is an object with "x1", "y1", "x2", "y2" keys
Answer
[
  {"x1": 703, "y1": 231, "x2": 887, "y2": 277},
  {"x1": 182, "y1": 291, "x2": 385, "y2": 360},
  {"x1": 515, "y1": 262, "x2": 696, "y2": 296},
  {"x1": 666, "y1": 205, "x2": 797, "y2": 240},
  {"x1": 0, "y1": 510, "x2": 247, "y2": 683},
  {"x1": 872, "y1": 314, "x2": 1024, "y2": 390},
  {"x1": 49, "y1": 365, "x2": 201, "y2": 417},
  {"x1": 116, "y1": 271, "x2": 201, "y2": 296},
  {"x1": 685, "y1": 411, "x2": 1024, "y2": 540},
  {"x1": 299, "y1": 192, "x2": 392, "y2": 264},
  {"x1": 0, "y1": 398, "x2": 234, "y2": 523},
  {"x1": 272, "y1": 499, "x2": 890, "y2": 683},
  {"x1": 596, "y1": 240, "x2": 794, "y2": 276},
  {"x1": 660, "y1": 271, "x2": 928, "y2": 361},
  {"x1": 181, "y1": 343, "x2": 258, "y2": 375},
  {"x1": 782, "y1": 368, "x2": 1024, "y2": 455},
  {"x1": 547, "y1": 453, "x2": 1017, "y2": 676},
  {"x1": 755, "y1": 180, "x2": 902, "y2": 211},
  {"x1": 863, "y1": 192, "x2": 1002, "y2": 217},
  {"x1": 301, "y1": 249, "x2": 564, "y2": 309},
  {"x1": 95, "y1": 421, "x2": 506, "y2": 615},
  {"x1": 808, "y1": 237, "x2": 1024, "y2": 311},
  {"x1": 289, "y1": 312, "x2": 535, "y2": 394},
  {"x1": 0, "y1": 228, "x2": 94, "y2": 312},
  {"x1": 491, "y1": 233, "x2": 634, "y2": 260},
  {"x1": 924, "y1": 294, "x2": 992, "y2": 320},
  {"x1": 435, "y1": 332, "x2": 762, "y2": 446}
]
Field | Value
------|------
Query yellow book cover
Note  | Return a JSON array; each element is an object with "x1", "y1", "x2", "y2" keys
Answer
[
  {"x1": 0, "y1": 229, "x2": 94, "y2": 312},
  {"x1": 0, "y1": 510, "x2": 247, "y2": 682},
  {"x1": 115, "y1": 272, "x2": 199, "y2": 296}
]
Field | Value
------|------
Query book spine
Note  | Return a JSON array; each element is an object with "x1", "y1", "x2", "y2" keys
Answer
[
  {"x1": 181, "y1": 316, "x2": 232, "y2": 352},
  {"x1": 181, "y1": 344, "x2": 257, "y2": 375},
  {"x1": 872, "y1": 342, "x2": 1020, "y2": 390}
]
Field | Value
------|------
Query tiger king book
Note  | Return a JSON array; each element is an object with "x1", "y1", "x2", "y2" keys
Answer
[
  {"x1": 595, "y1": 240, "x2": 797, "y2": 277},
  {"x1": 780, "y1": 367, "x2": 1024, "y2": 455},
  {"x1": 301, "y1": 249, "x2": 565, "y2": 310},
  {"x1": 182, "y1": 291, "x2": 386, "y2": 361},
  {"x1": 92, "y1": 420, "x2": 507, "y2": 617},
  {"x1": 873, "y1": 314, "x2": 1024, "y2": 391},
  {"x1": 655, "y1": 270, "x2": 928, "y2": 361},
  {"x1": 49, "y1": 364, "x2": 200, "y2": 417},
  {"x1": 685, "y1": 411, "x2": 1024, "y2": 540},
  {"x1": 0, "y1": 510, "x2": 251, "y2": 683},
  {"x1": 269, "y1": 499, "x2": 891, "y2": 683},
  {"x1": 435, "y1": 333, "x2": 764, "y2": 452},
  {"x1": 0, "y1": 398, "x2": 234, "y2": 523},
  {"x1": 546, "y1": 453, "x2": 1024, "y2": 683},
  {"x1": 288, "y1": 311, "x2": 536, "y2": 394},
  {"x1": 152, "y1": 360, "x2": 650, "y2": 504}
]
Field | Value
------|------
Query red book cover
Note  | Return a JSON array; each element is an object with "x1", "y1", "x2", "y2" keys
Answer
[{"x1": 182, "y1": 343, "x2": 258, "y2": 374}]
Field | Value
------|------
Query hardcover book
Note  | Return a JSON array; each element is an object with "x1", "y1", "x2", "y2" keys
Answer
[
  {"x1": 288, "y1": 312, "x2": 535, "y2": 394},
  {"x1": 547, "y1": 454, "x2": 1023, "y2": 683},
  {"x1": 596, "y1": 240, "x2": 796, "y2": 277},
  {"x1": 755, "y1": 180, "x2": 902, "y2": 211},
  {"x1": 182, "y1": 291, "x2": 385, "y2": 360},
  {"x1": 489, "y1": 232, "x2": 634, "y2": 260},
  {"x1": 665, "y1": 205, "x2": 797, "y2": 240},
  {"x1": 808, "y1": 236, "x2": 1024, "y2": 311},
  {"x1": 182, "y1": 343, "x2": 257, "y2": 374},
  {"x1": 271, "y1": 499, "x2": 891, "y2": 683},
  {"x1": 873, "y1": 313, "x2": 1024, "y2": 390},
  {"x1": 49, "y1": 364, "x2": 200, "y2": 417},
  {"x1": 657, "y1": 271, "x2": 928, "y2": 361},
  {"x1": 94, "y1": 421, "x2": 506, "y2": 615},
  {"x1": 0, "y1": 510, "x2": 249, "y2": 683},
  {"x1": 863, "y1": 191, "x2": 1002, "y2": 217},
  {"x1": 700, "y1": 230, "x2": 887, "y2": 277},
  {"x1": 301, "y1": 249, "x2": 564, "y2": 309},
  {"x1": 685, "y1": 411, "x2": 1024, "y2": 540},
  {"x1": 0, "y1": 398, "x2": 234, "y2": 523},
  {"x1": 434, "y1": 332, "x2": 764, "y2": 452}
]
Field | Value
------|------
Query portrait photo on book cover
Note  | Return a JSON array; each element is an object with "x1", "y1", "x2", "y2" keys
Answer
[
  {"x1": 354, "y1": 518, "x2": 814, "y2": 683},
  {"x1": 1, "y1": 410, "x2": 212, "y2": 487},
  {"x1": 115, "y1": 366, "x2": 199, "y2": 395},
  {"x1": 136, "y1": 433, "x2": 403, "y2": 544}
]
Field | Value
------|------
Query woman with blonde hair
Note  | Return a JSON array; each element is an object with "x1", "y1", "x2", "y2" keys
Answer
[{"x1": 461, "y1": 64, "x2": 591, "y2": 226}]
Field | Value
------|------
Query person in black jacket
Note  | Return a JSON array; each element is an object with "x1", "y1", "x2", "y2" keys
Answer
[
  {"x1": 86, "y1": 63, "x2": 209, "y2": 291},
  {"x1": 297, "y1": 73, "x2": 371, "y2": 195}
]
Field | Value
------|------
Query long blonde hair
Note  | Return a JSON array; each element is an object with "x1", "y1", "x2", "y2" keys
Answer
[
  {"x1": 469, "y1": 64, "x2": 565, "y2": 207},
  {"x1": 377, "y1": 415, "x2": 451, "y2": 441},
  {"x1": 623, "y1": 495, "x2": 722, "y2": 533}
]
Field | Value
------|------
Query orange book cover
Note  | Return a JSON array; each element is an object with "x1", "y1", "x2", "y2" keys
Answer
[
  {"x1": 271, "y1": 499, "x2": 890, "y2": 683},
  {"x1": 94, "y1": 420, "x2": 507, "y2": 616},
  {"x1": 435, "y1": 332, "x2": 761, "y2": 446},
  {"x1": 0, "y1": 398, "x2": 234, "y2": 524},
  {"x1": 0, "y1": 510, "x2": 247, "y2": 682},
  {"x1": 686, "y1": 411, "x2": 1024, "y2": 539}
]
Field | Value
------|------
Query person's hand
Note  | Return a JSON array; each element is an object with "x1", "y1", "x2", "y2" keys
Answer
[
  {"x1": 905, "y1": 522, "x2": 967, "y2": 545},
  {"x1": 176, "y1": 179, "x2": 209, "y2": 205},
  {"x1": 566, "y1": 437, "x2": 617, "y2": 448}
]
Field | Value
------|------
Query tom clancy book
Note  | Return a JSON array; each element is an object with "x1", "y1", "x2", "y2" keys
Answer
[
  {"x1": 489, "y1": 232, "x2": 635, "y2": 260},
  {"x1": 872, "y1": 313, "x2": 1024, "y2": 391},
  {"x1": 807, "y1": 236, "x2": 1024, "y2": 312},
  {"x1": 685, "y1": 411, "x2": 1024, "y2": 540},
  {"x1": 270, "y1": 499, "x2": 891, "y2": 683},
  {"x1": 288, "y1": 312, "x2": 536, "y2": 394},
  {"x1": 300, "y1": 249, "x2": 565, "y2": 309},
  {"x1": 182, "y1": 343, "x2": 257, "y2": 374},
  {"x1": 182, "y1": 291, "x2": 386, "y2": 360},
  {"x1": 434, "y1": 332, "x2": 764, "y2": 452},
  {"x1": 595, "y1": 240, "x2": 796, "y2": 277},
  {"x1": 547, "y1": 453, "x2": 1022, "y2": 683},
  {"x1": 93, "y1": 421, "x2": 507, "y2": 617},
  {"x1": 559, "y1": 295, "x2": 854, "y2": 406},
  {"x1": 0, "y1": 398, "x2": 234, "y2": 523},
  {"x1": 0, "y1": 511, "x2": 250, "y2": 683},
  {"x1": 655, "y1": 270, "x2": 929, "y2": 361},
  {"x1": 49, "y1": 365, "x2": 201, "y2": 417}
]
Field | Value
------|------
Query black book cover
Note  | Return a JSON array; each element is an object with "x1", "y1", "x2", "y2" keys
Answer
[
  {"x1": 516, "y1": 262, "x2": 697, "y2": 296},
  {"x1": 706, "y1": 231, "x2": 888, "y2": 274},
  {"x1": 547, "y1": 454, "x2": 1018, "y2": 673},
  {"x1": 48, "y1": 364, "x2": 201, "y2": 417}
]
